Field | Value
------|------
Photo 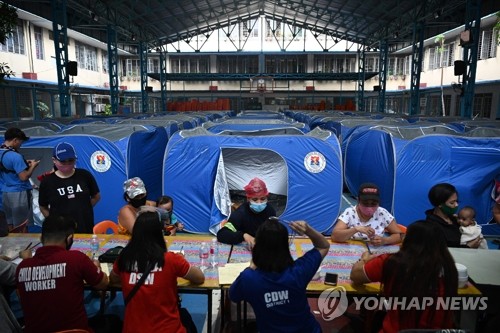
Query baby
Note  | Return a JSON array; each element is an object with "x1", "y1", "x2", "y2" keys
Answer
[{"x1": 457, "y1": 206, "x2": 488, "y2": 249}]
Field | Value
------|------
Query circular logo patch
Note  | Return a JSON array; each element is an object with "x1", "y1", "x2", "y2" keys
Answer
[
  {"x1": 90, "y1": 151, "x2": 111, "y2": 173},
  {"x1": 304, "y1": 151, "x2": 326, "y2": 173}
]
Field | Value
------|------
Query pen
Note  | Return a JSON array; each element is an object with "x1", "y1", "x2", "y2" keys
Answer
[
  {"x1": 24, "y1": 242, "x2": 33, "y2": 251},
  {"x1": 365, "y1": 241, "x2": 372, "y2": 254},
  {"x1": 179, "y1": 246, "x2": 184, "y2": 255}
]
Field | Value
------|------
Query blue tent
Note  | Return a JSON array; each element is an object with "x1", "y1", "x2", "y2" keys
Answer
[
  {"x1": 343, "y1": 125, "x2": 461, "y2": 213},
  {"x1": 394, "y1": 135, "x2": 500, "y2": 226},
  {"x1": 23, "y1": 135, "x2": 127, "y2": 224},
  {"x1": 163, "y1": 127, "x2": 343, "y2": 234},
  {"x1": 202, "y1": 119, "x2": 310, "y2": 134},
  {"x1": 22, "y1": 125, "x2": 169, "y2": 224},
  {"x1": 343, "y1": 125, "x2": 500, "y2": 225}
]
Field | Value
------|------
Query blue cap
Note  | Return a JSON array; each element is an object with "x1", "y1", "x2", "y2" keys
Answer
[{"x1": 53, "y1": 142, "x2": 77, "y2": 161}]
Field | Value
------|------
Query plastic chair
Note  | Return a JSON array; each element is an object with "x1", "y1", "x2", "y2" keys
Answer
[
  {"x1": 93, "y1": 220, "x2": 118, "y2": 234},
  {"x1": 397, "y1": 224, "x2": 407, "y2": 233},
  {"x1": 10, "y1": 219, "x2": 28, "y2": 233}
]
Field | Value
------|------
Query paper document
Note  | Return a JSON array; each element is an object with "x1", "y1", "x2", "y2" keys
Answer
[
  {"x1": 218, "y1": 262, "x2": 250, "y2": 285},
  {"x1": 101, "y1": 263, "x2": 111, "y2": 276}
]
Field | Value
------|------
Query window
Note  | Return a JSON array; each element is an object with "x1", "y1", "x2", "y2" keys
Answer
[
  {"x1": 125, "y1": 59, "x2": 140, "y2": 76},
  {"x1": 34, "y1": 26, "x2": 44, "y2": 60},
  {"x1": 428, "y1": 47, "x2": 437, "y2": 70},
  {"x1": 365, "y1": 57, "x2": 379, "y2": 72},
  {"x1": 441, "y1": 43, "x2": 454, "y2": 67},
  {"x1": 403, "y1": 56, "x2": 412, "y2": 75},
  {"x1": 75, "y1": 42, "x2": 98, "y2": 71},
  {"x1": 266, "y1": 19, "x2": 282, "y2": 38},
  {"x1": 217, "y1": 55, "x2": 258, "y2": 74},
  {"x1": 267, "y1": 55, "x2": 306, "y2": 73},
  {"x1": 147, "y1": 58, "x2": 159, "y2": 73},
  {"x1": 478, "y1": 28, "x2": 497, "y2": 60},
  {"x1": 242, "y1": 19, "x2": 259, "y2": 38},
  {"x1": 102, "y1": 51, "x2": 108, "y2": 73},
  {"x1": 473, "y1": 93, "x2": 492, "y2": 118},
  {"x1": 429, "y1": 43, "x2": 455, "y2": 69},
  {"x1": 169, "y1": 56, "x2": 209, "y2": 73},
  {"x1": 0, "y1": 19, "x2": 25, "y2": 54}
]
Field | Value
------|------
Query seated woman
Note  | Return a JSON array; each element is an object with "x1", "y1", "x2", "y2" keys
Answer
[
  {"x1": 425, "y1": 182, "x2": 481, "y2": 248},
  {"x1": 117, "y1": 177, "x2": 156, "y2": 235},
  {"x1": 331, "y1": 183, "x2": 402, "y2": 245},
  {"x1": 350, "y1": 220, "x2": 458, "y2": 332},
  {"x1": 217, "y1": 177, "x2": 276, "y2": 249},
  {"x1": 229, "y1": 217, "x2": 330, "y2": 333},
  {"x1": 110, "y1": 211, "x2": 204, "y2": 332}
]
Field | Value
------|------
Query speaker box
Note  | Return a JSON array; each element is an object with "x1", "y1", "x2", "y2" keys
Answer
[
  {"x1": 67, "y1": 61, "x2": 78, "y2": 76},
  {"x1": 373, "y1": 85, "x2": 381, "y2": 91},
  {"x1": 454, "y1": 60, "x2": 466, "y2": 76}
]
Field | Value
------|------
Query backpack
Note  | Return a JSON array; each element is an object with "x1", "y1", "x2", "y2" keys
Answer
[{"x1": 0, "y1": 149, "x2": 16, "y2": 174}]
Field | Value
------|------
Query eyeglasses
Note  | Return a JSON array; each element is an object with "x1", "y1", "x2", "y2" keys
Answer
[{"x1": 269, "y1": 216, "x2": 296, "y2": 246}]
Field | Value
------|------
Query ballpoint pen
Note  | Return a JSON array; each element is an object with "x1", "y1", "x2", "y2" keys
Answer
[{"x1": 365, "y1": 240, "x2": 372, "y2": 254}]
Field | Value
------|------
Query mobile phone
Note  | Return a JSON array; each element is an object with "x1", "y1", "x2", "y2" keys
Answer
[{"x1": 324, "y1": 272, "x2": 338, "y2": 286}]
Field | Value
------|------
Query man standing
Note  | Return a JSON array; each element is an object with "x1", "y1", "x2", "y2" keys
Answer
[
  {"x1": 0, "y1": 128, "x2": 39, "y2": 231},
  {"x1": 39, "y1": 142, "x2": 101, "y2": 233},
  {"x1": 16, "y1": 214, "x2": 108, "y2": 333}
]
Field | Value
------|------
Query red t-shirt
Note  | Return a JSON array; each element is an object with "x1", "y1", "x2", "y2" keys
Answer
[
  {"x1": 16, "y1": 246, "x2": 104, "y2": 333},
  {"x1": 113, "y1": 251, "x2": 190, "y2": 333},
  {"x1": 364, "y1": 254, "x2": 453, "y2": 333}
]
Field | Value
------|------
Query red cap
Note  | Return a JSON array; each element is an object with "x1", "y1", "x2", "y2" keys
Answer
[{"x1": 244, "y1": 177, "x2": 269, "y2": 198}]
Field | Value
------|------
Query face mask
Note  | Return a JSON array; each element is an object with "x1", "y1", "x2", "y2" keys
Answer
[
  {"x1": 250, "y1": 202, "x2": 267, "y2": 213},
  {"x1": 56, "y1": 163, "x2": 74, "y2": 174},
  {"x1": 358, "y1": 204, "x2": 378, "y2": 217},
  {"x1": 440, "y1": 204, "x2": 458, "y2": 216},
  {"x1": 129, "y1": 196, "x2": 147, "y2": 208}
]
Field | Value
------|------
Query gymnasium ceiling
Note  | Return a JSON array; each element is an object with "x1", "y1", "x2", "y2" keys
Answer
[{"x1": 4, "y1": 0, "x2": 500, "y2": 51}]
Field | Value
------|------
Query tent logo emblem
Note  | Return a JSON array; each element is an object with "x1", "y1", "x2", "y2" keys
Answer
[
  {"x1": 304, "y1": 151, "x2": 326, "y2": 173},
  {"x1": 90, "y1": 150, "x2": 111, "y2": 173}
]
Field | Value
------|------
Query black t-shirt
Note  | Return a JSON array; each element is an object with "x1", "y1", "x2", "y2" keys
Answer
[
  {"x1": 217, "y1": 202, "x2": 276, "y2": 245},
  {"x1": 38, "y1": 169, "x2": 100, "y2": 233},
  {"x1": 425, "y1": 209, "x2": 462, "y2": 248}
]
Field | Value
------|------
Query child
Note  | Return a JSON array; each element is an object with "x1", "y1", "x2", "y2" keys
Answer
[
  {"x1": 156, "y1": 195, "x2": 184, "y2": 235},
  {"x1": 457, "y1": 206, "x2": 488, "y2": 249}
]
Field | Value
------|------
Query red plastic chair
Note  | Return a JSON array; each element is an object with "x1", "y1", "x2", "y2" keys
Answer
[{"x1": 93, "y1": 220, "x2": 118, "y2": 234}]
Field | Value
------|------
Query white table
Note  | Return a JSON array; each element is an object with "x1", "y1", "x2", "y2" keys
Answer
[{"x1": 449, "y1": 248, "x2": 500, "y2": 286}]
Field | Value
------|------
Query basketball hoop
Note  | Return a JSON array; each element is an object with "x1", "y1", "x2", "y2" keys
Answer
[{"x1": 250, "y1": 76, "x2": 274, "y2": 94}]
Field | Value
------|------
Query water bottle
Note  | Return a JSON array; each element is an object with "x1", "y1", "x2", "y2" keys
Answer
[
  {"x1": 199, "y1": 242, "x2": 209, "y2": 270},
  {"x1": 210, "y1": 238, "x2": 218, "y2": 268},
  {"x1": 90, "y1": 234, "x2": 99, "y2": 259}
]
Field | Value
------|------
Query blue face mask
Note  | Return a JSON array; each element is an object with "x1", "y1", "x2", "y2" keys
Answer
[{"x1": 250, "y1": 202, "x2": 267, "y2": 213}]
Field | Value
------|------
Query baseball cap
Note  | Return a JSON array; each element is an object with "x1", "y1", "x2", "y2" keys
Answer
[
  {"x1": 244, "y1": 177, "x2": 269, "y2": 198},
  {"x1": 4, "y1": 127, "x2": 29, "y2": 141},
  {"x1": 124, "y1": 177, "x2": 147, "y2": 199},
  {"x1": 53, "y1": 142, "x2": 77, "y2": 161},
  {"x1": 358, "y1": 183, "x2": 380, "y2": 202}
]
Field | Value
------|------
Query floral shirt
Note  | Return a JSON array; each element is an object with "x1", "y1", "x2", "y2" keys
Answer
[{"x1": 338, "y1": 206, "x2": 394, "y2": 239}]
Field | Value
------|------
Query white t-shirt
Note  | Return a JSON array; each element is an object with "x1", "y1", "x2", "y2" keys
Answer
[{"x1": 337, "y1": 206, "x2": 394, "y2": 239}]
